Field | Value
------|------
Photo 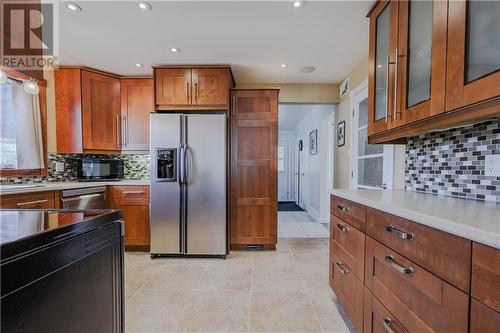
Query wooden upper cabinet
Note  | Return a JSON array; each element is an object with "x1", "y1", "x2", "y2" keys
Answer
[
  {"x1": 55, "y1": 68, "x2": 121, "y2": 153},
  {"x1": 81, "y1": 71, "x2": 121, "y2": 151},
  {"x1": 154, "y1": 66, "x2": 233, "y2": 111},
  {"x1": 446, "y1": 0, "x2": 500, "y2": 111},
  {"x1": 55, "y1": 68, "x2": 83, "y2": 153},
  {"x1": 120, "y1": 78, "x2": 153, "y2": 153},
  {"x1": 397, "y1": 0, "x2": 447, "y2": 124},
  {"x1": 367, "y1": 0, "x2": 500, "y2": 143},
  {"x1": 155, "y1": 68, "x2": 191, "y2": 107},
  {"x1": 192, "y1": 69, "x2": 229, "y2": 107},
  {"x1": 368, "y1": 0, "x2": 399, "y2": 136}
]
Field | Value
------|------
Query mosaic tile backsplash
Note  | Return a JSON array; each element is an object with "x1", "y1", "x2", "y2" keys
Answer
[
  {"x1": 0, "y1": 153, "x2": 150, "y2": 185},
  {"x1": 405, "y1": 119, "x2": 500, "y2": 203}
]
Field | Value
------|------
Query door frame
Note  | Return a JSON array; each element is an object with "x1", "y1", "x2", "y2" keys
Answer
[
  {"x1": 278, "y1": 140, "x2": 290, "y2": 201},
  {"x1": 350, "y1": 79, "x2": 394, "y2": 190}
]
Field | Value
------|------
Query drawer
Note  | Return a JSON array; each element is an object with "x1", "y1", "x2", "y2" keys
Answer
[
  {"x1": 108, "y1": 186, "x2": 150, "y2": 205},
  {"x1": 331, "y1": 195, "x2": 366, "y2": 231},
  {"x1": 331, "y1": 214, "x2": 365, "y2": 280},
  {"x1": 366, "y1": 207, "x2": 471, "y2": 292},
  {"x1": 472, "y1": 242, "x2": 500, "y2": 312},
  {"x1": 363, "y1": 287, "x2": 409, "y2": 333},
  {"x1": 364, "y1": 236, "x2": 469, "y2": 333},
  {"x1": 330, "y1": 252, "x2": 364, "y2": 333},
  {"x1": 470, "y1": 298, "x2": 500, "y2": 333},
  {"x1": 0, "y1": 191, "x2": 56, "y2": 209}
]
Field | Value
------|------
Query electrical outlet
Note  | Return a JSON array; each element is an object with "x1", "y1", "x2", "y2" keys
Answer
[
  {"x1": 485, "y1": 155, "x2": 500, "y2": 177},
  {"x1": 55, "y1": 162, "x2": 65, "y2": 172}
]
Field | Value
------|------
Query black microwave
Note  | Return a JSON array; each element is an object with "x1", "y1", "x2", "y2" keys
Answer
[{"x1": 77, "y1": 158, "x2": 124, "y2": 181}]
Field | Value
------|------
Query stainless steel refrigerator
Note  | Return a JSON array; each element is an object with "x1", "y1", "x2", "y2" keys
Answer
[{"x1": 150, "y1": 113, "x2": 227, "y2": 258}]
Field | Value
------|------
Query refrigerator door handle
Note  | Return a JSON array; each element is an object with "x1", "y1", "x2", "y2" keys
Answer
[
  {"x1": 185, "y1": 146, "x2": 194, "y2": 184},
  {"x1": 179, "y1": 146, "x2": 186, "y2": 184}
]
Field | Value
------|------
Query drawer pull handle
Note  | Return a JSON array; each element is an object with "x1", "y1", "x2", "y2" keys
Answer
[
  {"x1": 382, "y1": 318, "x2": 397, "y2": 333},
  {"x1": 386, "y1": 225, "x2": 415, "y2": 241},
  {"x1": 122, "y1": 191, "x2": 145, "y2": 194},
  {"x1": 385, "y1": 255, "x2": 414, "y2": 275},
  {"x1": 336, "y1": 223, "x2": 349, "y2": 232},
  {"x1": 336, "y1": 204, "x2": 350, "y2": 212},
  {"x1": 17, "y1": 199, "x2": 48, "y2": 207},
  {"x1": 335, "y1": 262, "x2": 349, "y2": 274}
]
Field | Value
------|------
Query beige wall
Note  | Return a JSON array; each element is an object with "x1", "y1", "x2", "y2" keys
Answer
[
  {"x1": 236, "y1": 83, "x2": 339, "y2": 104},
  {"x1": 333, "y1": 56, "x2": 405, "y2": 189}
]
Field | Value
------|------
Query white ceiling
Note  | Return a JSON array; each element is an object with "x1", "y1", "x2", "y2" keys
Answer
[
  {"x1": 279, "y1": 104, "x2": 333, "y2": 130},
  {"x1": 57, "y1": 1, "x2": 372, "y2": 84}
]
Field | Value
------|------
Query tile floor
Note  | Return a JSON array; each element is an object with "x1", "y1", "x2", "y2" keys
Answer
[
  {"x1": 279, "y1": 211, "x2": 330, "y2": 238},
  {"x1": 125, "y1": 238, "x2": 350, "y2": 333}
]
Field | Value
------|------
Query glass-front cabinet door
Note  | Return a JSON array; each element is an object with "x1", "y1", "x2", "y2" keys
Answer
[
  {"x1": 446, "y1": 0, "x2": 500, "y2": 110},
  {"x1": 397, "y1": 0, "x2": 447, "y2": 124},
  {"x1": 368, "y1": 0, "x2": 399, "y2": 137}
]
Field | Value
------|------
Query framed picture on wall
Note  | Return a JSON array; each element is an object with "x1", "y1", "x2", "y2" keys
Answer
[
  {"x1": 309, "y1": 129, "x2": 317, "y2": 155},
  {"x1": 337, "y1": 121, "x2": 345, "y2": 147}
]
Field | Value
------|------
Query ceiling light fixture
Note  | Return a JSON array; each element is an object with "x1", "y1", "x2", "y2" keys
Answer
[
  {"x1": 135, "y1": 63, "x2": 144, "y2": 67},
  {"x1": 377, "y1": 64, "x2": 383, "y2": 68},
  {"x1": 0, "y1": 70, "x2": 7, "y2": 84},
  {"x1": 23, "y1": 79, "x2": 40, "y2": 95},
  {"x1": 281, "y1": 64, "x2": 287, "y2": 68},
  {"x1": 65, "y1": 2, "x2": 82, "y2": 12},
  {"x1": 170, "y1": 47, "x2": 181, "y2": 53},
  {"x1": 292, "y1": 1, "x2": 304, "y2": 8},
  {"x1": 137, "y1": 2, "x2": 152, "y2": 11}
]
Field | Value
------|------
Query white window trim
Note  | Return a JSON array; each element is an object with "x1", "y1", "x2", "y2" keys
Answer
[{"x1": 349, "y1": 79, "x2": 394, "y2": 190}]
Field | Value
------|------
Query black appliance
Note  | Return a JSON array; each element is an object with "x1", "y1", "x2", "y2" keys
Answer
[
  {"x1": 77, "y1": 158, "x2": 124, "y2": 181},
  {"x1": 0, "y1": 209, "x2": 124, "y2": 333}
]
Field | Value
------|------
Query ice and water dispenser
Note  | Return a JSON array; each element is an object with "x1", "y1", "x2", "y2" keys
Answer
[{"x1": 156, "y1": 149, "x2": 177, "y2": 182}]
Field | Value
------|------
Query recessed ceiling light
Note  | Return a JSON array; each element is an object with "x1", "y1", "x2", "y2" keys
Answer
[
  {"x1": 300, "y1": 66, "x2": 316, "y2": 74},
  {"x1": 292, "y1": 1, "x2": 304, "y2": 8},
  {"x1": 377, "y1": 64, "x2": 383, "y2": 68},
  {"x1": 170, "y1": 47, "x2": 181, "y2": 53},
  {"x1": 137, "y1": 2, "x2": 152, "y2": 11},
  {"x1": 135, "y1": 63, "x2": 144, "y2": 67},
  {"x1": 65, "y1": 2, "x2": 82, "y2": 12},
  {"x1": 281, "y1": 64, "x2": 287, "y2": 68}
]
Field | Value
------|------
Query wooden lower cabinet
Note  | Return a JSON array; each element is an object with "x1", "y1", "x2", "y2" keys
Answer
[
  {"x1": 329, "y1": 195, "x2": 489, "y2": 333},
  {"x1": 364, "y1": 236, "x2": 469, "y2": 333},
  {"x1": 0, "y1": 191, "x2": 56, "y2": 209},
  {"x1": 330, "y1": 252, "x2": 364, "y2": 332},
  {"x1": 364, "y1": 287, "x2": 409, "y2": 333},
  {"x1": 108, "y1": 186, "x2": 150, "y2": 248},
  {"x1": 470, "y1": 298, "x2": 500, "y2": 333}
]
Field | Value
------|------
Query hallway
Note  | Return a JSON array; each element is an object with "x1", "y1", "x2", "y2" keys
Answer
[{"x1": 278, "y1": 211, "x2": 329, "y2": 239}]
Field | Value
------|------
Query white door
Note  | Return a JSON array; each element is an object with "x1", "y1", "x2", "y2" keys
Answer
[
  {"x1": 277, "y1": 141, "x2": 289, "y2": 201},
  {"x1": 350, "y1": 80, "x2": 394, "y2": 189}
]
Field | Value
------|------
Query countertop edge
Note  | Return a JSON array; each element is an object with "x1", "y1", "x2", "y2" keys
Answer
[
  {"x1": 0, "y1": 180, "x2": 150, "y2": 196},
  {"x1": 331, "y1": 189, "x2": 500, "y2": 250}
]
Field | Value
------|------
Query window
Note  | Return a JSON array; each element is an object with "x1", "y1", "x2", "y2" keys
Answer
[
  {"x1": 350, "y1": 80, "x2": 394, "y2": 189},
  {"x1": 0, "y1": 79, "x2": 45, "y2": 173}
]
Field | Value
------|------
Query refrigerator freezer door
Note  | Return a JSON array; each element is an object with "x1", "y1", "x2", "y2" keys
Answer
[
  {"x1": 185, "y1": 114, "x2": 227, "y2": 255},
  {"x1": 150, "y1": 113, "x2": 182, "y2": 254}
]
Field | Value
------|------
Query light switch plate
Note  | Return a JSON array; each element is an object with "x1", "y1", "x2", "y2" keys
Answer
[
  {"x1": 485, "y1": 155, "x2": 500, "y2": 177},
  {"x1": 55, "y1": 162, "x2": 65, "y2": 172}
]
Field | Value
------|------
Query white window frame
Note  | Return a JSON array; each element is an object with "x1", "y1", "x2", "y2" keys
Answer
[{"x1": 349, "y1": 79, "x2": 394, "y2": 190}]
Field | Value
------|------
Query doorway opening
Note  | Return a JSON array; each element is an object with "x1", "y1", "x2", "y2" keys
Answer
[{"x1": 277, "y1": 104, "x2": 335, "y2": 238}]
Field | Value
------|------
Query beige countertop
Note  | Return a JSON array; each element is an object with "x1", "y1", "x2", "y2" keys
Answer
[
  {"x1": 0, "y1": 180, "x2": 150, "y2": 196},
  {"x1": 331, "y1": 188, "x2": 500, "y2": 249}
]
